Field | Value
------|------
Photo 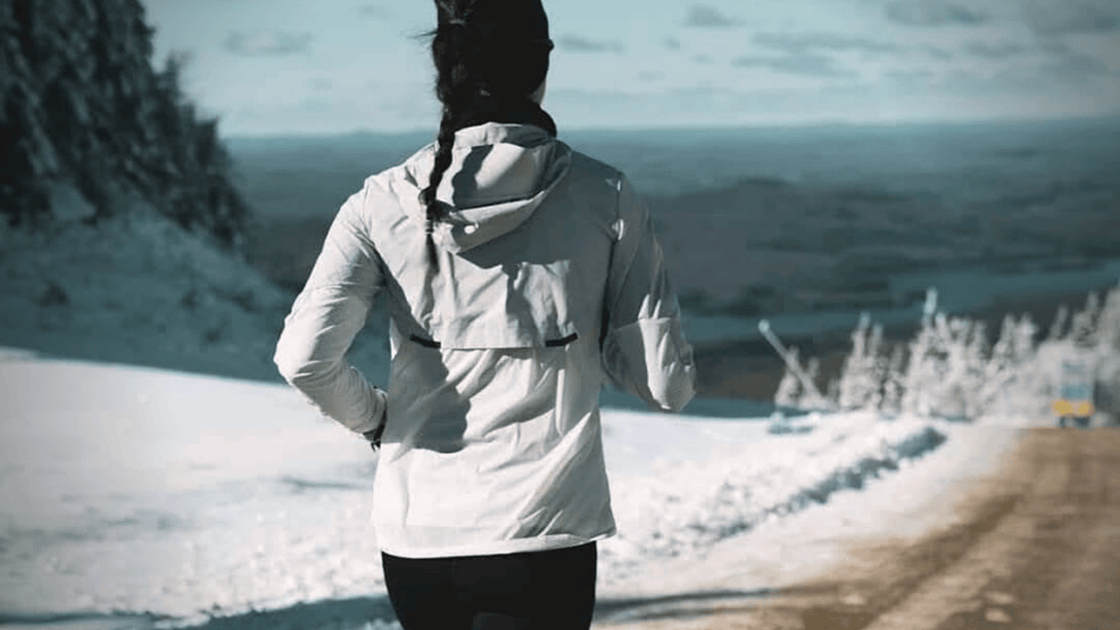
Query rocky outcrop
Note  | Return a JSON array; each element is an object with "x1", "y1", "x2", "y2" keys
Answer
[{"x1": 0, "y1": 0, "x2": 249, "y2": 249}]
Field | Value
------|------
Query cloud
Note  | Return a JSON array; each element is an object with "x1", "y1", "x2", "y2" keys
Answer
[
  {"x1": 1046, "y1": 52, "x2": 1110, "y2": 76},
  {"x1": 1022, "y1": 0, "x2": 1119, "y2": 35},
  {"x1": 885, "y1": 68, "x2": 935, "y2": 82},
  {"x1": 638, "y1": 71, "x2": 665, "y2": 82},
  {"x1": 963, "y1": 41, "x2": 1029, "y2": 59},
  {"x1": 1037, "y1": 46, "x2": 1111, "y2": 78},
  {"x1": 974, "y1": 38, "x2": 1112, "y2": 77},
  {"x1": 733, "y1": 54, "x2": 852, "y2": 77},
  {"x1": 938, "y1": 64, "x2": 1118, "y2": 119},
  {"x1": 885, "y1": 1, "x2": 990, "y2": 27},
  {"x1": 557, "y1": 35, "x2": 625, "y2": 53},
  {"x1": 944, "y1": 43, "x2": 1113, "y2": 96},
  {"x1": 754, "y1": 33, "x2": 906, "y2": 55},
  {"x1": 1039, "y1": 40, "x2": 1073, "y2": 56},
  {"x1": 357, "y1": 4, "x2": 390, "y2": 18},
  {"x1": 664, "y1": 36, "x2": 682, "y2": 50},
  {"x1": 924, "y1": 46, "x2": 955, "y2": 60},
  {"x1": 685, "y1": 5, "x2": 736, "y2": 28},
  {"x1": 223, "y1": 31, "x2": 312, "y2": 56},
  {"x1": 546, "y1": 89, "x2": 645, "y2": 109},
  {"x1": 309, "y1": 77, "x2": 333, "y2": 91}
]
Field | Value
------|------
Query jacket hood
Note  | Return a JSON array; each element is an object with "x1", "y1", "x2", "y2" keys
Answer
[{"x1": 401, "y1": 123, "x2": 571, "y2": 253}]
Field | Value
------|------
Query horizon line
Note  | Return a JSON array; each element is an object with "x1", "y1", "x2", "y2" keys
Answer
[{"x1": 222, "y1": 112, "x2": 1120, "y2": 142}]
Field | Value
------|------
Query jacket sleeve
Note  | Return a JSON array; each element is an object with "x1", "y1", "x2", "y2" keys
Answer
[
  {"x1": 273, "y1": 187, "x2": 388, "y2": 435},
  {"x1": 601, "y1": 174, "x2": 696, "y2": 413}
]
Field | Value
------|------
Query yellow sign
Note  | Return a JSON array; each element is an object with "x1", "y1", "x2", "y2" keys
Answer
[{"x1": 1052, "y1": 399, "x2": 1095, "y2": 417}]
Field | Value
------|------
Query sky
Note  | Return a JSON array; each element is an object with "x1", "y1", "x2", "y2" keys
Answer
[{"x1": 138, "y1": 0, "x2": 1120, "y2": 136}]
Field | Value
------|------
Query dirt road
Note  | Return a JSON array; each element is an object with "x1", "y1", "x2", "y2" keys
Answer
[{"x1": 594, "y1": 427, "x2": 1120, "y2": 630}]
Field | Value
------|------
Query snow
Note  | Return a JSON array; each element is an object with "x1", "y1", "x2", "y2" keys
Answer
[
  {"x1": 0, "y1": 360, "x2": 384, "y2": 621},
  {"x1": 0, "y1": 355, "x2": 1040, "y2": 628},
  {"x1": 597, "y1": 418, "x2": 1032, "y2": 606},
  {"x1": 600, "y1": 411, "x2": 949, "y2": 580}
]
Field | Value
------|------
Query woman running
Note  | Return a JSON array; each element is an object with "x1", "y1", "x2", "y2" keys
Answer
[{"x1": 274, "y1": 1, "x2": 696, "y2": 627}]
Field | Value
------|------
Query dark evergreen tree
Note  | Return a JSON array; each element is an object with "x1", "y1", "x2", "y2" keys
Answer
[{"x1": 0, "y1": 0, "x2": 250, "y2": 249}]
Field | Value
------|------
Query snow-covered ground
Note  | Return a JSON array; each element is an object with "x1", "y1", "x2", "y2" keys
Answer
[
  {"x1": 0, "y1": 207, "x2": 1066, "y2": 629},
  {"x1": 0, "y1": 352, "x2": 1043, "y2": 629}
]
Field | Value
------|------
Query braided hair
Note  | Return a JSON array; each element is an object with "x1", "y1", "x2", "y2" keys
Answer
[{"x1": 422, "y1": 0, "x2": 556, "y2": 268}]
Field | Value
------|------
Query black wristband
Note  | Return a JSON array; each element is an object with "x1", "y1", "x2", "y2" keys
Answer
[{"x1": 362, "y1": 422, "x2": 385, "y2": 450}]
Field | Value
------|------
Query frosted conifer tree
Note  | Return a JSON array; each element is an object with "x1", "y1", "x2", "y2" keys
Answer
[
  {"x1": 1009, "y1": 314, "x2": 1041, "y2": 416},
  {"x1": 1090, "y1": 287, "x2": 1120, "y2": 422},
  {"x1": 838, "y1": 313, "x2": 878, "y2": 410},
  {"x1": 901, "y1": 313, "x2": 940, "y2": 416},
  {"x1": 1093, "y1": 287, "x2": 1120, "y2": 351},
  {"x1": 796, "y1": 356, "x2": 825, "y2": 410},
  {"x1": 1047, "y1": 304, "x2": 1069, "y2": 342},
  {"x1": 934, "y1": 318, "x2": 990, "y2": 419},
  {"x1": 806, "y1": 356, "x2": 821, "y2": 392},
  {"x1": 827, "y1": 377, "x2": 841, "y2": 407},
  {"x1": 880, "y1": 345, "x2": 907, "y2": 414},
  {"x1": 1011, "y1": 314, "x2": 1038, "y2": 362},
  {"x1": 979, "y1": 314, "x2": 1018, "y2": 415},
  {"x1": 865, "y1": 323, "x2": 888, "y2": 410},
  {"x1": 1069, "y1": 292, "x2": 1101, "y2": 349},
  {"x1": 923, "y1": 315, "x2": 985, "y2": 419},
  {"x1": 960, "y1": 320, "x2": 990, "y2": 417},
  {"x1": 773, "y1": 346, "x2": 804, "y2": 409},
  {"x1": 979, "y1": 314, "x2": 1039, "y2": 417}
]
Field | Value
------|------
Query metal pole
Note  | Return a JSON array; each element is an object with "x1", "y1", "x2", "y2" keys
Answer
[{"x1": 758, "y1": 319, "x2": 833, "y2": 410}]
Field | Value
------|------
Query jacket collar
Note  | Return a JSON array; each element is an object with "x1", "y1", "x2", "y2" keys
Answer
[{"x1": 451, "y1": 122, "x2": 555, "y2": 150}]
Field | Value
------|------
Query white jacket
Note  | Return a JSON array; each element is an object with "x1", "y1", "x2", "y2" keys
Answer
[{"x1": 274, "y1": 122, "x2": 695, "y2": 558}]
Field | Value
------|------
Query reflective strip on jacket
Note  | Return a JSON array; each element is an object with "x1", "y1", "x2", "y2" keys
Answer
[{"x1": 274, "y1": 122, "x2": 696, "y2": 558}]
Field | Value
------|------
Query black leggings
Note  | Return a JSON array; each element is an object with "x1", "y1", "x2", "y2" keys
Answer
[{"x1": 382, "y1": 542, "x2": 597, "y2": 630}]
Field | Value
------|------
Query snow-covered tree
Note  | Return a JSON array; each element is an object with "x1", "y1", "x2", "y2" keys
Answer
[
  {"x1": 837, "y1": 313, "x2": 881, "y2": 410},
  {"x1": 879, "y1": 345, "x2": 907, "y2": 414},
  {"x1": 864, "y1": 323, "x2": 889, "y2": 410},
  {"x1": 772, "y1": 284, "x2": 1106, "y2": 422},
  {"x1": 773, "y1": 352, "x2": 825, "y2": 411},
  {"x1": 1046, "y1": 304, "x2": 1069, "y2": 342},
  {"x1": 1011, "y1": 314, "x2": 1038, "y2": 361},
  {"x1": 952, "y1": 319, "x2": 990, "y2": 418},
  {"x1": 806, "y1": 356, "x2": 821, "y2": 394},
  {"x1": 774, "y1": 346, "x2": 804, "y2": 409},
  {"x1": 900, "y1": 311, "x2": 944, "y2": 416},
  {"x1": 1069, "y1": 292, "x2": 1101, "y2": 349},
  {"x1": 916, "y1": 315, "x2": 987, "y2": 418},
  {"x1": 977, "y1": 313, "x2": 1039, "y2": 416},
  {"x1": 826, "y1": 377, "x2": 841, "y2": 406},
  {"x1": 1093, "y1": 286, "x2": 1120, "y2": 351}
]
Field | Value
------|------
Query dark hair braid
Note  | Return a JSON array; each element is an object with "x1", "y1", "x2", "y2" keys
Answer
[
  {"x1": 422, "y1": 112, "x2": 456, "y2": 267},
  {"x1": 422, "y1": 0, "x2": 554, "y2": 269},
  {"x1": 421, "y1": 1, "x2": 477, "y2": 268}
]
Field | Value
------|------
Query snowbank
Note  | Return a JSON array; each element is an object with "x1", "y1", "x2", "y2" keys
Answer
[{"x1": 599, "y1": 411, "x2": 948, "y2": 584}]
